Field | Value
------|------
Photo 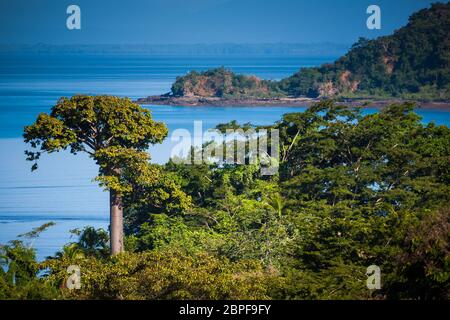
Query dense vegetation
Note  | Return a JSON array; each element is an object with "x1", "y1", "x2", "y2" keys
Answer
[
  {"x1": 171, "y1": 3, "x2": 450, "y2": 100},
  {"x1": 23, "y1": 96, "x2": 168, "y2": 254},
  {"x1": 171, "y1": 67, "x2": 282, "y2": 98},
  {"x1": 1, "y1": 101, "x2": 449, "y2": 300}
]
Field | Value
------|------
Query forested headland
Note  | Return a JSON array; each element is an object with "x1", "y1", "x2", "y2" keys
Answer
[{"x1": 156, "y1": 3, "x2": 450, "y2": 102}]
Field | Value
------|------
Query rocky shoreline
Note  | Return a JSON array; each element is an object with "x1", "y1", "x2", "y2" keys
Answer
[{"x1": 135, "y1": 95, "x2": 450, "y2": 110}]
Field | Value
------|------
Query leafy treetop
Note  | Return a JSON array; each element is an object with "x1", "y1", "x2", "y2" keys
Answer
[{"x1": 23, "y1": 95, "x2": 168, "y2": 193}]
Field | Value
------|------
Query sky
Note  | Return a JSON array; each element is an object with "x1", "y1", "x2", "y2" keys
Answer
[{"x1": 0, "y1": 0, "x2": 439, "y2": 45}]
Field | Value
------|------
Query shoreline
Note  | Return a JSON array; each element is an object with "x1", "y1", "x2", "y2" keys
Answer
[{"x1": 135, "y1": 95, "x2": 450, "y2": 110}]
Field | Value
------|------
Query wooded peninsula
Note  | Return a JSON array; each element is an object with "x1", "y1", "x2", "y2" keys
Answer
[{"x1": 138, "y1": 3, "x2": 450, "y2": 108}]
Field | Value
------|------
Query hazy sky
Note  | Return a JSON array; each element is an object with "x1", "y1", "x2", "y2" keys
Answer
[{"x1": 0, "y1": 0, "x2": 438, "y2": 44}]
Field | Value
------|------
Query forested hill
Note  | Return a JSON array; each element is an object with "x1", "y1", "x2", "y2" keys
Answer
[
  {"x1": 279, "y1": 2, "x2": 450, "y2": 99},
  {"x1": 170, "y1": 3, "x2": 450, "y2": 100}
]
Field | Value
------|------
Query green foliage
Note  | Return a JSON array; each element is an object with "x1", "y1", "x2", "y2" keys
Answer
[
  {"x1": 43, "y1": 249, "x2": 275, "y2": 300},
  {"x1": 52, "y1": 226, "x2": 110, "y2": 262},
  {"x1": 18, "y1": 222, "x2": 56, "y2": 239},
  {"x1": 155, "y1": 101, "x2": 449, "y2": 299},
  {"x1": 123, "y1": 165, "x2": 193, "y2": 233},
  {"x1": 24, "y1": 95, "x2": 168, "y2": 195},
  {"x1": 0, "y1": 241, "x2": 60, "y2": 299},
  {"x1": 8, "y1": 100, "x2": 450, "y2": 300},
  {"x1": 70, "y1": 226, "x2": 110, "y2": 258},
  {"x1": 131, "y1": 214, "x2": 223, "y2": 253},
  {"x1": 384, "y1": 206, "x2": 450, "y2": 299}
]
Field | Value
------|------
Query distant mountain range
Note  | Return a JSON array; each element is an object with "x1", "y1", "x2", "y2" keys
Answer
[{"x1": 0, "y1": 43, "x2": 350, "y2": 57}]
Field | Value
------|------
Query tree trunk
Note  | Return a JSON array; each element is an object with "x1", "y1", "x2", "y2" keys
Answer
[{"x1": 110, "y1": 190, "x2": 124, "y2": 255}]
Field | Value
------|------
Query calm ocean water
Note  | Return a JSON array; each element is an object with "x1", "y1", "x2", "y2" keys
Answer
[{"x1": 0, "y1": 53, "x2": 449, "y2": 260}]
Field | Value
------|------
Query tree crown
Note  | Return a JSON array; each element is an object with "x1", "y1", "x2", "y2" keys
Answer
[{"x1": 24, "y1": 95, "x2": 168, "y2": 192}]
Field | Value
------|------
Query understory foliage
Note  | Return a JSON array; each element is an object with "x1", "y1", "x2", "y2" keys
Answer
[
  {"x1": 1, "y1": 101, "x2": 449, "y2": 300},
  {"x1": 44, "y1": 250, "x2": 274, "y2": 300}
]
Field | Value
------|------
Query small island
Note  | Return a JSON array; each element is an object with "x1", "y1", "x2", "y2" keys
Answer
[{"x1": 137, "y1": 4, "x2": 450, "y2": 109}]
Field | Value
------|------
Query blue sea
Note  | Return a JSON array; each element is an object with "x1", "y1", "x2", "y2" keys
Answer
[{"x1": 0, "y1": 53, "x2": 449, "y2": 260}]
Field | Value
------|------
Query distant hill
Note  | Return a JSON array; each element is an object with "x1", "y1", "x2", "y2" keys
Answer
[
  {"x1": 170, "y1": 67, "x2": 283, "y2": 98},
  {"x1": 0, "y1": 43, "x2": 349, "y2": 57},
  {"x1": 171, "y1": 3, "x2": 450, "y2": 101}
]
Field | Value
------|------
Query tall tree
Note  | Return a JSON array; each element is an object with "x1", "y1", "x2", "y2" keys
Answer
[{"x1": 23, "y1": 95, "x2": 168, "y2": 255}]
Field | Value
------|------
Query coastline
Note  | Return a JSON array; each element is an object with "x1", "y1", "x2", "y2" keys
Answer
[{"x1": 136, "y1": 95, "x2": 450, "y2": 110}]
